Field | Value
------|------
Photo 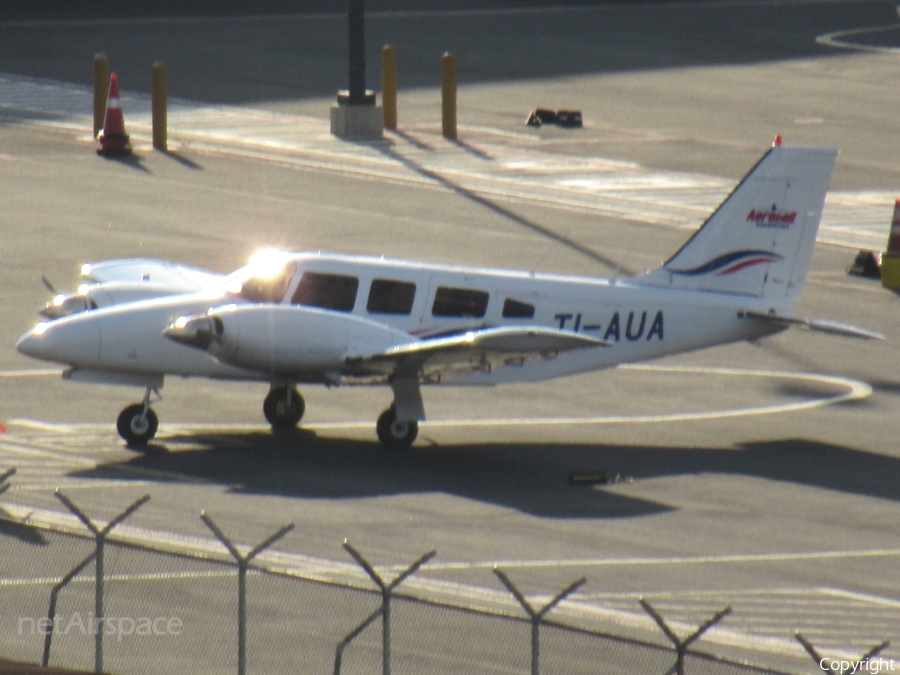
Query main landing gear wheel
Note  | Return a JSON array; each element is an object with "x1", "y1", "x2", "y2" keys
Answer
[
  {"x1": 264, "y1": 385, "x2": 305, "y2": 429},
  {"x1": 116, "y1": 404, "x2": 159, "y2": 446},
  {"x1": 376, "y1": 406, "x2": 418, "y2": 451}
]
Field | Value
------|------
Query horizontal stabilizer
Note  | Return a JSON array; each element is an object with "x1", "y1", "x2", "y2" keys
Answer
[
  {"x1": 741, "y1": 311, "x2": 884, "y2": 340},
  {"x1": 350, "y1": 326, "x2": 607, "y2": 380}
]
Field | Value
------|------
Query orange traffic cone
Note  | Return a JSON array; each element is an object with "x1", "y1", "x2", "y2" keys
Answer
[
  {"x1": 886, "y1": 199, "x2": 900, "y2": 256},
  {"x1": 97, "y1": 73, "x2": 132, "y2": 156},
  {"x1": 881, "y1": 199, "x2": 900, "y2": 289}
]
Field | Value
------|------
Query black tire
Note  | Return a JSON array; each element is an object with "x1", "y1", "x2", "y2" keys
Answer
[
  {"x1": 263, "y1": 386, "x2": 305, "y2": 428},
  {"x1": 376, "y1": 406, "x2": 418, "y2": 451},
  {"x1": 116, "y1": 404, "x2": 159, "y2": 446}
]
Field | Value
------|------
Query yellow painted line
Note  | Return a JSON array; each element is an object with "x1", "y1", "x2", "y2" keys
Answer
[
  {"x1": 5, "y1": 420, "x2": 84, "y2": 432},
  {"x1": 9, "y1": 481, "x2": 157, "y2": 491},
  {"x1": 0, "y1": 569, "x2": 245, "y2": 587},
  {"x1": 0, "y1": 439, "x2": 97, "y2": 463},
  {"x1": 818, "y1": 588, "x2": 900, "y2": 609},
  {"x1": 423, "y1": 547, "x2": 900, "y2": 572},
  {"x1": 577, "y1": 587, "x2": 844, "y2": 600}
]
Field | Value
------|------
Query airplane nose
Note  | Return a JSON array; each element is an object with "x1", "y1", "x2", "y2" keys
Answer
[
  {"x1": 16, "y1": 324, "x2": 51, "y2": 359},
  {"x1": 16, "y1": 316, "x2": 101, "y2": 366}
]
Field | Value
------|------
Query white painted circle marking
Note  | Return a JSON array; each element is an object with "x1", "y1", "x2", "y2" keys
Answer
[{"x1": 1, "y1": 365, "x2": 871, "y2": 431}]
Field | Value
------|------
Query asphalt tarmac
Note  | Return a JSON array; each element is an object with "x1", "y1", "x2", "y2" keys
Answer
[{"x1": 1, "y1": 1, "x2": 900, "y2": 673}]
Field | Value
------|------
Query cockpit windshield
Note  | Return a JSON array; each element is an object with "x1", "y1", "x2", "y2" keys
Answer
[{"x1": 225, "y1": 254, "x2": 298, "y2": 304}]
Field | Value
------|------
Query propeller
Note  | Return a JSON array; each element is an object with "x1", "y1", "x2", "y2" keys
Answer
[{"x1": 38, "y1": 276, "x2": 92, "y2": 319}]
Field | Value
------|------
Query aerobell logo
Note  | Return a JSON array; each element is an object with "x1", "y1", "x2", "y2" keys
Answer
[{"x1": 747, "y1": 208, "x2": 797, "y2": 228}]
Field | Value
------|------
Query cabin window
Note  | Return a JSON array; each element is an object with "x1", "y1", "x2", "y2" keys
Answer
[
  {"x1": 291, "y1": 272, "x2": 359, "y2": 311},
  {"x1": 367, "y1": 279, "x2": 416, "y2": 315},
  {"x1": 432, "y1": 286, "x2": 489, "y2": 318},
  {"x1": 234, "y1": 261, "x2": 297, "y2": 303},
  {"x1": 502, "y1": 298, "x2": 535, "y2": 319}
]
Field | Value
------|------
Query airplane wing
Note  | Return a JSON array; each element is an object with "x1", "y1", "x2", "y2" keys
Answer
[
  {"x1": 740, "y1": 311, "x2": 884, "y2": 340},
  {"x1": 80, "y1": 258, "x2": 222, "y2": 291},
  {"x1": 346, "y1": 326, "x2": 608, "y2": 381}
]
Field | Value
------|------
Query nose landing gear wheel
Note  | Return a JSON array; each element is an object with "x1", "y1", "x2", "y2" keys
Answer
[
  {"x1": 117, "y1": 404, "x2": 159, "y2": 446},
  {"x1": 376, "y1": 406, "x2": 418, "y2": 450},
  {"x1": 264, "y1": 385, "x2": 305, "y2": 429}
]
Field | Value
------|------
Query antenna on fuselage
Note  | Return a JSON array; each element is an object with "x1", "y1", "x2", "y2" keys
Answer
[{"x1": 609, "y1": 266, "x2": 623, "y2": 285}]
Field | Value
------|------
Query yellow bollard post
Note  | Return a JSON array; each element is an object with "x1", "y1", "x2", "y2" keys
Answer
[
  {"x1": 441, "y1": 52, "x2": 457, "y2": 141},
  {"x1": 151, "y1": 62, "x2": 168, "y2": 151},
  {"x1": 382, "y1": 45, "x2": 398, "y2": 131},
  {"x1": 92, "y1": 54, "x2": 110, "y2": 138}
]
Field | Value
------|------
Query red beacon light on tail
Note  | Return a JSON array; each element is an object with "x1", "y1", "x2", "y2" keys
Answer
[{"x1": 773, "y1": 135, "x2": 783, "y2": 147}]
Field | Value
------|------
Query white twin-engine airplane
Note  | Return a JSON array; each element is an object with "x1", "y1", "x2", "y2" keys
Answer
[{"x1": 16, "y1": 141, "x2": 881, "y2": 449}]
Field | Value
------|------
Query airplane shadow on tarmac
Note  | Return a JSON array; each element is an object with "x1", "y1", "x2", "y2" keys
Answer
[
  {"x1": 376, "y1": 139, "x2": 630, "y2": 274},
  {"x1": 66, "y1": 432, "x2": 900, "y2": 519}
]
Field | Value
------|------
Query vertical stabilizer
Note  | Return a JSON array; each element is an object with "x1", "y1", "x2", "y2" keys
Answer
[{"x1": 633, "y1": 143, "x2": 837, "y2": 299}]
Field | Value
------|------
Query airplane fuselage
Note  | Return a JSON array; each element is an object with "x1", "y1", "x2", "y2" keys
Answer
[{"x1": 18, "y1": 252, "x2": 785, "y2": 388}]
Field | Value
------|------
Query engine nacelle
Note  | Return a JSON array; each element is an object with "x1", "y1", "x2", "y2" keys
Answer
[
  {"x1": 42, "y1": 282, "x2": 196, "y2": 319},
  {"x1": 165, "y1": 304, "x2": 411, "y2": 377}
]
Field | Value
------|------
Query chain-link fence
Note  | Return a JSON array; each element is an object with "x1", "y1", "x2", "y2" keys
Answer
[{"x1": 0, "y1": 486, "x2": 893, "y2": 675}]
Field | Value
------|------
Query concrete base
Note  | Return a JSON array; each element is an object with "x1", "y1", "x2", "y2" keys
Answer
[{"x1": 330, "y1": 104, "x2": 383, "y2": 140}]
